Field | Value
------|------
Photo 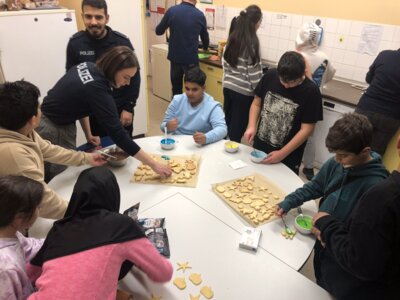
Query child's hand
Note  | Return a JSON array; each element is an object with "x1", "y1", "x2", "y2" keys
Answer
[
  {"x1": 88, "y1": 153, "x2": 107, "y2": 166},
  {"x1": 263, "y1": 150, "x2": 286, "y2": 164},
  {"x1": 244, "y1": 127, "x2": 256, "y2": 144},
  {"x1": 275, "y1": 205, "x2": 285, "y2": 216},
  {"x1": 193, "y1": 131, "x2": 206, "y2": 145},
  {"x1": 166, "y1": 118, "x2": 178, "y2": 131}
]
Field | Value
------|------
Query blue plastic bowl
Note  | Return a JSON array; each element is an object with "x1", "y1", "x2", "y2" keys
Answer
[
  {"x1": 250, "y1": 150, "x2": 267, "y2": 163},
  {"x1": 160, "y1": 138, "x2": 176, "y2": 150}
]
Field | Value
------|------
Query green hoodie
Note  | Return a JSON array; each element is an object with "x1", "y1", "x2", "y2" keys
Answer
[{"x1": 279, "y1": 152, "x2": 389, "y2": 221}]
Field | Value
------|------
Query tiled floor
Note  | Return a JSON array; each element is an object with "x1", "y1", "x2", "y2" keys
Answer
[{"x1": 145, "y1": 76, "x2": 317, "y2": 283}]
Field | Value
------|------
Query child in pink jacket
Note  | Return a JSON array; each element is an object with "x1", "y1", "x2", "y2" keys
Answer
[{"x1": 28, "y1": 167, "x2": 173, "y2": 299}]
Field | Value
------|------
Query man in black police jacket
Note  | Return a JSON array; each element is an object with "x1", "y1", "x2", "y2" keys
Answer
[{"x1": 66, "y1": 0, "x2": 140, "y2": 140}]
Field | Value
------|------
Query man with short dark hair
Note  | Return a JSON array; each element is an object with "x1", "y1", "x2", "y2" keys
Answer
[
  {"x1": 244, "y1": 51, "x2": 323, "y2": 174},
  {"x1": 160, "y1": 67, "x2": 227, "y2": 145},
  {"x1": 156, "y1": 0, "x2": 209, "y2": 96},
  {"x1": 312, "y1": 135, "x2": 400, "y2": 300},
  {"x1": 66, "y1": 0, "x2": 140, "y2": 139},
  {"x1": 0, "y1": 80, "x2": 105, "y2": 219}
]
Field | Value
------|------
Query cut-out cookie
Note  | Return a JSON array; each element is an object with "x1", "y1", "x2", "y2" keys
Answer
[
  {"x1": 176, "y1": 261, "x2": 192, "y2": 272},
  {"x1": 200, "y1": 286, "x2": 214, "y2": 299},
  {"x1": 151, "y1": 294, "x2": 162, "y2": 300},
  {"x1": 189, "y1": 273, "x2": 202, "y2": 285},
  {"x1": 189, "y1": 294, "x2": 200, "y2": 300},
  {"x1": 173, "y1": 277, "x2": 186, "y2": 290}
]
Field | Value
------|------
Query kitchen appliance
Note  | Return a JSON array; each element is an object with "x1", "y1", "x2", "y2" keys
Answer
[{"x1": 313, "y1": 99, "x2": 355, "y2": 167}]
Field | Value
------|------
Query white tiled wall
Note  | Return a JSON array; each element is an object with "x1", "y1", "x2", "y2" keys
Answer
[{"x1": 198, "y1": 4, "x2": 400, "y2": 84}]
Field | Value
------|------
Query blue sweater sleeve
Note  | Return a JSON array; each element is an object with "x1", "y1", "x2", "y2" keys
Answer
[
  {"x1": 160, "y1": 96, "x2": 179, "y2": 133},
  {"x1": 204, "y1": 104, "x2": 227, "y2": 144}
]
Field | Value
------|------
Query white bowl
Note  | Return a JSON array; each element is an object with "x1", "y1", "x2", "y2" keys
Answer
[
  {"x1": 225, "y1": 141, "x2": 239, "y2": 153},
  {"x1": 160, "y1": 138, "x2": 176, "y2": 150},
  {"x1": 250, "y1": 150, "x2": 267, "y2": 163},
  {"x1": 294, "y1": 214, "x2": 313, "y2": 235}
]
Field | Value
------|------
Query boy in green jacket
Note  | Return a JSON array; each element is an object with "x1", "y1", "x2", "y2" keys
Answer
[{"x1": 275, "y1": 112, "x2": 389, "y2": 285}]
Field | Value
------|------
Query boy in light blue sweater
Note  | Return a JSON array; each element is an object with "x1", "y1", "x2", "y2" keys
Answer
[{"x1": 160, "y1": 67, "x2": 227, "y2": 145}]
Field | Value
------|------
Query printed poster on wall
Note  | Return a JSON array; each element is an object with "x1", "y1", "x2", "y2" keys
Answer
[{"x1": 205, "y1": 8, "x2": 215, "y2": 30}]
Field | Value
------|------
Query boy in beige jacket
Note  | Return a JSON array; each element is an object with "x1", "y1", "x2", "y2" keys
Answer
[{"x1": 0, "y1": 80, "x2": 105, "y2": 219}]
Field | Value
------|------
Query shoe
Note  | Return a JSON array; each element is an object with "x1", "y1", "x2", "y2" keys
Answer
[{"x1": 302, "y1": 168, "x2": 314, "y2": 180}]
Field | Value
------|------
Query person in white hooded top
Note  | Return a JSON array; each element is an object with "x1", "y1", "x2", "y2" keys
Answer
[{"x1": 295, "y1": 22, "x2": 336, "y2": 180}]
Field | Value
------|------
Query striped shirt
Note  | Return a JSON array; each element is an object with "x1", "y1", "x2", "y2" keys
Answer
[{"x1": 223, "y1": 56, "x2": 263, "y2": 96}]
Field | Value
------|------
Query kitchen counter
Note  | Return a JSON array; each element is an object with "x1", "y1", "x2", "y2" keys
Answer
[{"x1": 199, "y1": 57, "x2": 364, "y2": 107}]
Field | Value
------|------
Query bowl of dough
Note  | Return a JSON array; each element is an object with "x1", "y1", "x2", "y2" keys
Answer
[
  {"x1": 294, "y1": 214, "x2": 313, "y2": 235},
  {"x1": 250, "y1": 150, "x2": 267, "y2": 163},
  {"x1": 101, "y1": 146, "x2": 129, "y2": 167},
  {"x1": 224, "y1": 141, "x2": 239, "y2": 153},
  {"x1": 160, "y1": 138, "x2": 176, "y2": 150}
]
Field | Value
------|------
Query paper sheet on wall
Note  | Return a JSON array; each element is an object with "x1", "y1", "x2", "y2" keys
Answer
[
  {"x1": 205, "y1": 8, "x2": 215, "y2": 30},
  {"x1": 215, "y1": 6, "x2": 227, "y2": 31},
  {"x1": 357, "y1": 24, "x2": 383, "y2": 56},
  {"x1": 149, "y1": 0, "x2": 157, "y2": 12}
]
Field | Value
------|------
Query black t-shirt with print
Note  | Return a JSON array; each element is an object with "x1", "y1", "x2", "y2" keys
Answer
[{"x1": 253, "y1": 68, "x2": 322, "y2": 171}]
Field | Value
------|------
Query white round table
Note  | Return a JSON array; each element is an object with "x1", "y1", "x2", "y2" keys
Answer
[{"x1": 30, "y1": 136, "x2": 332, "y2": 299}]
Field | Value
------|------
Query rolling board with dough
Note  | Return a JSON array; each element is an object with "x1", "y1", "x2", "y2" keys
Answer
[
  {"x1": 212, "y1": 173, "x2": 286, "y2": 227},
  {"x1": 131, "y1": 154, "x2": 201, "y2": 188}
]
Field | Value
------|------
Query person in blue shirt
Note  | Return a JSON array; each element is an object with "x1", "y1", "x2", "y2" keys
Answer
[
  {"x1": 160, "y1": 67, "x2": 227, "y2": 145},
  {"x1": 155, "y1": 0, "x2": 209, "y2": 96}
]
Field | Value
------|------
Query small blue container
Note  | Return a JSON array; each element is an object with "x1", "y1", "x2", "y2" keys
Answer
[{"x1": 160, "y1": 138, "x2": 176, "y2": 150}]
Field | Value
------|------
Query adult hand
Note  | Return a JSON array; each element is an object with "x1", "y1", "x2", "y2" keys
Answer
[
  {"x1": 86, "y1": 135, "x2": 101, "y2": 146},
  {"x1": 274, "y1": 205, "x2": 286, "y2": 216},
  {"x1": 120, "y1": 110, "x2": 133, "y2": 127},
  {"x1": 311, "y1": 212, "x2": 330, "y2": 247},
  {"x1": 88, "y1": 153, "x2": 107, "y2": 166},
  {"x1": 193, "y1": 131, "x2": 206, "y2": 145},
  {"x1": 166, "y1": 118, "x2": 178, "y2": 131},
  {"x1": 244, "y1": 127, "x2": 256, "y2": 144},
  {"x1": 151, "y1": 161, "x2": 172, "y2": 178}
]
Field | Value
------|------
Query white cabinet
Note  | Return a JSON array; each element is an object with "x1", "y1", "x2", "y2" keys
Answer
[
  {"x1": 314, "y1": 99, "x2": 355, "y2": 167},
  {"x1": 0, "y1": 9, "x2": 77, "y2": 98},
  {"x1": 151, "y1": 43, "x2": 172, "y2": 101}
]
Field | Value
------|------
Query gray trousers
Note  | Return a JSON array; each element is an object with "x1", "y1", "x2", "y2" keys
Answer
[
  {"x1": 36, "y1": 115, "x2": 77, "y2": 183},
  {"x1": 302, "y1": 133, "x2": 316, "y2": 169}
]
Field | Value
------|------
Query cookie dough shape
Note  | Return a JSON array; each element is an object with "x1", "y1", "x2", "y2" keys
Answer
[
  {"x1": 151, "y1": 294, "x2": 162, "y2": 300},
  {"x1": 189, "y1": 273, "x2": 202, "y2": 285},
  {"x1": 177, "y1": 261, "x2": 192, "y2": 272},
  {"x1": 200, "y1": 286, "x2": 214, "y2": 299},
  {"x1": 189, "y1": 295, "x2": 200, "y2": 300},
  {"x1": 173, "y1": 277, "x2": 186, "y2": 290}
]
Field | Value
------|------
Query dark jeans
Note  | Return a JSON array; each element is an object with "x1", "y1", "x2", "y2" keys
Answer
[
  {"x1": 223, "y1": 88, "x2": 254, "y2": 143},
  {"x1": 355, "y1": 108, "x2": 400, "y2": 156},
  {"x1": 170, "y1": 62, "x2": 198, "y2": 96},
  {"x1": 89, "y1": 112, "x2": 133, "y2": 138}
]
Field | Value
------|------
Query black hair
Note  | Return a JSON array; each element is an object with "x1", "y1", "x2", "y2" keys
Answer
[
  {"x1": 326, "y1": 112, "x2": 373, "y2": 154},
  {"x1": 277, "y1": 51, "x2": 306, "y2": 82},
  {"x1": 184, "y1": 67, "x2": 206, "y2": 86},
  {"x1": 224, "y1": 5, "x2": 262, "y2": 67},
  {"x1": 0, "y1": 80, "x2": 40, "y2": 131},
  {"x1": 81, "y1": 0, "x2": 108, "y2": 15},
  {"x1": 96, "y1": 46, "x2": 140, "y2": 85},
  {"x1": 0, "y1": 175, "x2": 44, "y2": 228}
]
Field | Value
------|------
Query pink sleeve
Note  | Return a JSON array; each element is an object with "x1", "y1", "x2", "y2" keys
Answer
[
  {"x1": 26, "y1": 264, "x2": 42, "y2": 284},
  {"x1": 122, "y1": 238, "x2": 173, "y2": 282}
]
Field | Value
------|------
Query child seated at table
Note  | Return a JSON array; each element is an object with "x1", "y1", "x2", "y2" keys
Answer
[
  {"x1": 160, "y1": 67, "x2": 227, "y2": 145},
  {"x1": 28, "y1": 167, "x2": 173, "y2": 300},
  {"x1": 275, "y1": 112, "x2": 389, "y2": 286},
  {"x1": 0, "y1": 80, "x2": 105, "y2": 219},
  {"x1": 0, "y1": 175, "x2": 44, "y2": 300}
]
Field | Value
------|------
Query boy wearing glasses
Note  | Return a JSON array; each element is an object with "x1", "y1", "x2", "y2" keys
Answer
[{"x1": 244, "y1": 51, "x2": 322, "y2": 174}]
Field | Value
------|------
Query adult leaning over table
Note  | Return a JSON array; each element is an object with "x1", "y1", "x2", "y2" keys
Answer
[{"x1": 37, "y1": 46, "x2": 171, "y2": 182}]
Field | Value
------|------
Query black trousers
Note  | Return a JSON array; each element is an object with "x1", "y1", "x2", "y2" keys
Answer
[
  {"x1": 90, "y1": 113, "x2": 133, "y2": 138},
  {"x1": 223, "y1": 88, "x2": 254, "y2": 143},
  {"x1": 170, "y1": 62, "x2": 197, "y2": 96}
]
